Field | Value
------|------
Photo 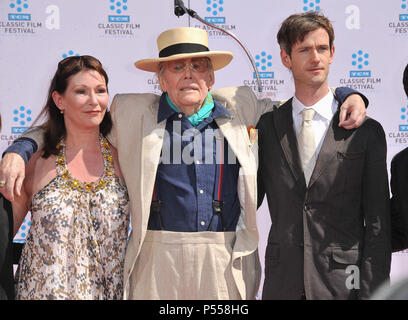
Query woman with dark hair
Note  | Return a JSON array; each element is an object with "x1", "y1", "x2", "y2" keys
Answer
[
  {"x1": 12, "y1": 55, "x2": 129, "y2": 299},
  {"x1": 0, "y1": 114, "x2": 15, "y2": 300}
]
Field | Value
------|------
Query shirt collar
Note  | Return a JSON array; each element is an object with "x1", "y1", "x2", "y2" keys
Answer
[
  {"x1": 212, "y1": 99, "x2": 231, "y2": 119},
  {"x1": 157, "y1": 93, "x2": 231, "y2": 123},
  {"x1": 292, "y1": 90, "x2": 336, "y2": 121},
  {"x1": 158, "y1": 93, "x2": 177, "y2": 123}
]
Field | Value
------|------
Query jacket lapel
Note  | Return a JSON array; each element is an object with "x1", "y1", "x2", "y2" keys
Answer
[
  {"x1": 308, "y1": 109, "x2": 347, "y2": 188},
  {"x1": 140, "y1": 104, "x2": 166, "y2": 229},
  {"x1": 215, "y1": 105, "x2": 254, "y2": 174},
  {"x1": 274, "y1": 100, "x2": 306, "y2": 189}
]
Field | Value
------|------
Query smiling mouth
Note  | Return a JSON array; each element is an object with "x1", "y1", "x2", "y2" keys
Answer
[{"x1": 180, "y1": 87, "x2": 198, "y2": 91}]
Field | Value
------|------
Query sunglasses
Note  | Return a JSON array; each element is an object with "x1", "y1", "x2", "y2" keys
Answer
[
  {"x1": 57, "y1": 55, "x2": 102, "y2": 68},
  {"x1": 164, "y1": 58, "x2": 210, "y2": 74}
]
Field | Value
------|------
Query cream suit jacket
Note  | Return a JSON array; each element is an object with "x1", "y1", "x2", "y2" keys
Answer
[
  {"x1": 23, "y1": 86, "x2": 276, "y2": 299},
  {"x1": 110, "y1": 86, "x2": 276, "y2": 299}
]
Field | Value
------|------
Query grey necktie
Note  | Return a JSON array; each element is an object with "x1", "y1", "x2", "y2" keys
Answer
[{"x1": 298, "y1": 108, "x2": 316, "y2": 185}]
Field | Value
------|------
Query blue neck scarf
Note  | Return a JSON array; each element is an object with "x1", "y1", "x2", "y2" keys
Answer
[{"x1": 165, "y1": 92, "x2": 215, "y2": 127}]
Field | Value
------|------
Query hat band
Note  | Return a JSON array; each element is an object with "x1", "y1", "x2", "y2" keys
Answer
[{"x1": 159, "y1": 43, "x2": 209, "y2": 58}]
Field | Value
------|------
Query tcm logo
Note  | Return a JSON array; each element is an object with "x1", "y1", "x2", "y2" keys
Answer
[
  {"x1": 302, "y1": 0, "x2": 321, "y2": 12},
  {"x1": 109, "y1": 0, "x2": 130, "y2": 22},
  {"x1": 400, "y1": 0, "x2": 408, "y2": 21},
  {"x1": 14, "y1": 217, "x2": 31, "y2": 243},
  {"x1": 350, "y1": 50, "x2": 371, "y2": 78},
  {"x1": 205, "y1": 0, "x2": 225, "y2": 24},
  {"x1": 12, "y1": 106, "x2": 32, "y2": 134},
  {"x1": 400, "y1": 105, "x2": 408, "y2": 131},
  {"x1": 62, "y1": 50, "x2": 80, "y2": 59},
  {"x1": 8, "y1": 0, "x2": 30, "y2": 21},
  {"x1": 254, "y1": 51, "x2": 273, "y2": 79}
]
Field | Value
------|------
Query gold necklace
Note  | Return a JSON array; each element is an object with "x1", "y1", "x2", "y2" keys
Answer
[{"x1": 55, "y1": 135, "x2": 115, "y2": 193}]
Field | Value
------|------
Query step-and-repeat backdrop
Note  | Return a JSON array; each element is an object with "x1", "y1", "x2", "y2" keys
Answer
[{"x1": 1, "y1": 0, "x2": 407, "y2": 297}]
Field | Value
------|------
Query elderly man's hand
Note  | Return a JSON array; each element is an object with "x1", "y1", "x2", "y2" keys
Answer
[
  {"x1": 338, "y1": 94, "x2": 367, "y2": 129},
  {"x1": 0, "y1": 153, "x2": 25, "y2": 202}
]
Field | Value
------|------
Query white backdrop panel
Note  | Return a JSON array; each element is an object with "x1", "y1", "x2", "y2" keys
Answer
[{"x1": 1, "y1": 0, "x2": 407, "y2": 298}]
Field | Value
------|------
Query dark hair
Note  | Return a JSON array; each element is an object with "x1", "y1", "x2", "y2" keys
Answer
[
  {"x1": 277, "y1": 11, "x2": 335, "y2": 56},
  {"x1": 34, "y1": 55, "x2": 112, "y2": 158},
  {"x1": 404, "y1": 63, "x2": 408, "y2": 97}
]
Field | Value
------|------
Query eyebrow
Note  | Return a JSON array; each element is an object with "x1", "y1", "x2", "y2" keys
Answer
[
  {"x1": 71, "y1": 82, "x2": 106, "y2": 87},
  {"x1": 297, "y1": 44, "x2": 329, "y2": 50}
]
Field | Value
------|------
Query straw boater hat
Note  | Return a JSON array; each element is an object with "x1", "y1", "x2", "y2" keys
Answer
[{"x1": 134, "y1": 27, "x2": 233, "y2": 72}]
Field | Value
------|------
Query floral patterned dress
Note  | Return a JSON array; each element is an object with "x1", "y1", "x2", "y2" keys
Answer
[{"x1": 15, "y1": 136, "x2": 130, "y2": 300}]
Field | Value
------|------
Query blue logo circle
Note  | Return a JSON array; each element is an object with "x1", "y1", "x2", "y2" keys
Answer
[
  {"x1": 62, "y1": 50, "x2": 80, "y2": 59},
  {"x1": 255, "y1": 51, "x2": 272, "y2": 71},
  {"x1": 15, "y1": 217, "x2": 32, "y2": 242},
  {"x1": 9, "y1": 0, "x2": 29, "y2": 13},
  {"x1": 352, "y1": 50, "x2": 369, "y2": 70},
  {"x1": 207, "y1": 0, "x2": 224, "y2": 16},
  {"x1": 13, "y1": 105, "x2": 33, "y2": 126},
  {"x1": 402, "y1": 105, "x2": 408, "y2": 122},
  {"x1": 109, "y1": 0, "x2": 128, "y2": 14},
  {"x1": 302, "y1": 0, "x2": 321, "y2": 12}
]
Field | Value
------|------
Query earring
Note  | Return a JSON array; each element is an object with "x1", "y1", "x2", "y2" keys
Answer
[{"x1": 60, "y1": 110, "x2": 64, "y2": 114}]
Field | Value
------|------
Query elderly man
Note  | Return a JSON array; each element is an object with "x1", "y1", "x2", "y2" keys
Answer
[{"x1": 0, "y1": 27, "x2": 367, "y2": 299}]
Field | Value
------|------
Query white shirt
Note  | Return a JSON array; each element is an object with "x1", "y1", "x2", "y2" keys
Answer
[{"x1": 292, "y1": 90, "x2": 338, "y2": 157}]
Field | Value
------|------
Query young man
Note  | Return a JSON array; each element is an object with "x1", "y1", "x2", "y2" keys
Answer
[{"x1": 257, "y1": 12, "x2": 391, "y2": 300}]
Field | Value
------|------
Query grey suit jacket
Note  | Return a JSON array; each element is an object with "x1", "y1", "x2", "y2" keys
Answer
[{"x1": 257, "y1": 98, "x2": 391, "y2": 300}]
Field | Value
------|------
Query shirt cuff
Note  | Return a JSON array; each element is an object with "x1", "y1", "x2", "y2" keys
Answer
[
  {"x1": 2, "y1": 137, "x2": 38, "y2": 163},
  {"x1": 334, "y1": 87, "x2": 369, "y2": 109}
]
